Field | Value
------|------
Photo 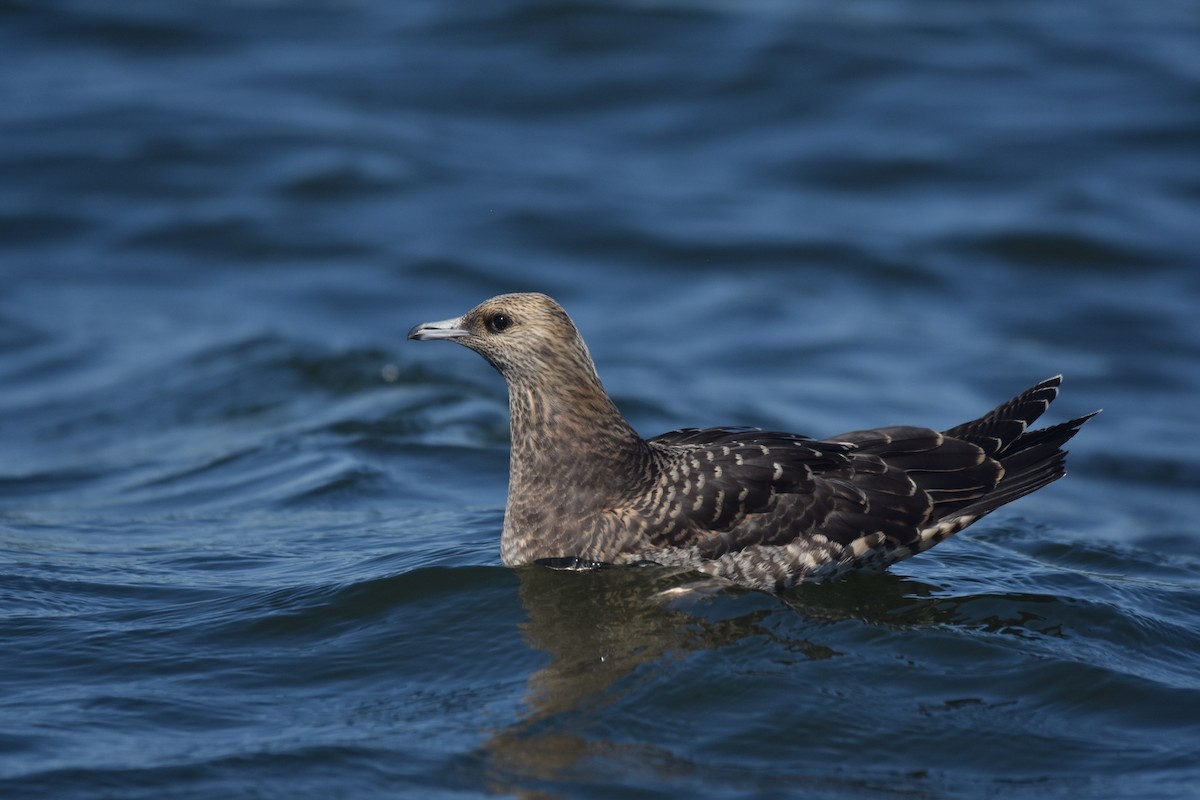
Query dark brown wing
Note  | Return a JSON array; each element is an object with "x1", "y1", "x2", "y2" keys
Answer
[
  {"x1": 644, "y1": 428, "x2": 854, "y2": 541},
  {"x1": 632, "y1": 377, "x2": 1095, "y2": 564},
  {"x1": 820, "y1": 425, "x2": 998, "y2": 546},
  {"x1": 639, "y1": 427, "x2": 935, "y2": 557}
]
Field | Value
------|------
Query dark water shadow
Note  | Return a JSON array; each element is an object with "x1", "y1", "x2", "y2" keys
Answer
[
  {"x1": 475, "y1": 565, "x2": 986, "y2": 795},
  {"x1": 512, "y1": 566, "x2": 772, "y2": 717},
  {"x1": 785, "y1": 567, "x2": 1089, "y2": 644},
  {"x1": 470, "y1": 555, "x2": 1115, "y2": 795},
  {"x1": 476, "y1": 565, "x2": 769, "y2": 793}
]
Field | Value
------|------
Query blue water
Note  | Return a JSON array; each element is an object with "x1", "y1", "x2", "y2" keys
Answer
[{"x1": 3, "y1": 1, "x2": 1200, "y2": 798}]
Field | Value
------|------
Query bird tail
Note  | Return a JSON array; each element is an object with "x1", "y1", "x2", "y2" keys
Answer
[{"x1": 916, "y1": 376, "x2": 1098, "y2": 548}]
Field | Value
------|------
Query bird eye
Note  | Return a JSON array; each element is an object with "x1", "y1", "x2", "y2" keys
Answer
[{"x1": 486, "y1": 313, "x2": 512, "y2": 334}]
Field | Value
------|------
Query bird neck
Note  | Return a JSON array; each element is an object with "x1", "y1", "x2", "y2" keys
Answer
[
  {"x1": 506, "y1": 371, "x2": 645, "y2": 477},
  {"x1": 500, "y1": 372, "x2": 648, "y2": 563}
]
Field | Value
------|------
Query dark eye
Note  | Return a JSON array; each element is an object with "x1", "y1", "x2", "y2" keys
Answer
[{"x1": 486, "y1": 313, "x2": 512, "y2": 334}]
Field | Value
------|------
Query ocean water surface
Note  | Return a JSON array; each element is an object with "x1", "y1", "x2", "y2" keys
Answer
[{"x1": 2, "y1": 1, "x2": 1200, "y2": 798}]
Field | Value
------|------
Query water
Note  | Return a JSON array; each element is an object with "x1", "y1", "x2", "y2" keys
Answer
[{"x1": 3, "y1": 1, "x2": 1199, "y2": 797}]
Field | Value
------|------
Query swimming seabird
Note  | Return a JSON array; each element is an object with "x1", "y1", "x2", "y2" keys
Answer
[{"x1": 409, "y1": 293, "x2": 1096, "y2": 592}]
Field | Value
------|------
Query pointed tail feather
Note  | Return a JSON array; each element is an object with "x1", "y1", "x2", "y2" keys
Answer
[
  {"x1": 935, "y1": 376, "x2": 1096, "y2": 519},
  {"x1": 942, "y1": 375, "x2": 1063, "y2": 457}
]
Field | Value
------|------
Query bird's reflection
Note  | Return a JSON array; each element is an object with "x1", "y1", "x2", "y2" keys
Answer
[
  {"x1": 513, "y1": 566, "x2": 783, "y2": 720},
  {"x1": 479, "y1": 564, "x2": 1062, "y2": 796},
  {"x1": 478, "y1": 565, "x2": 849, "y2": 794}
]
